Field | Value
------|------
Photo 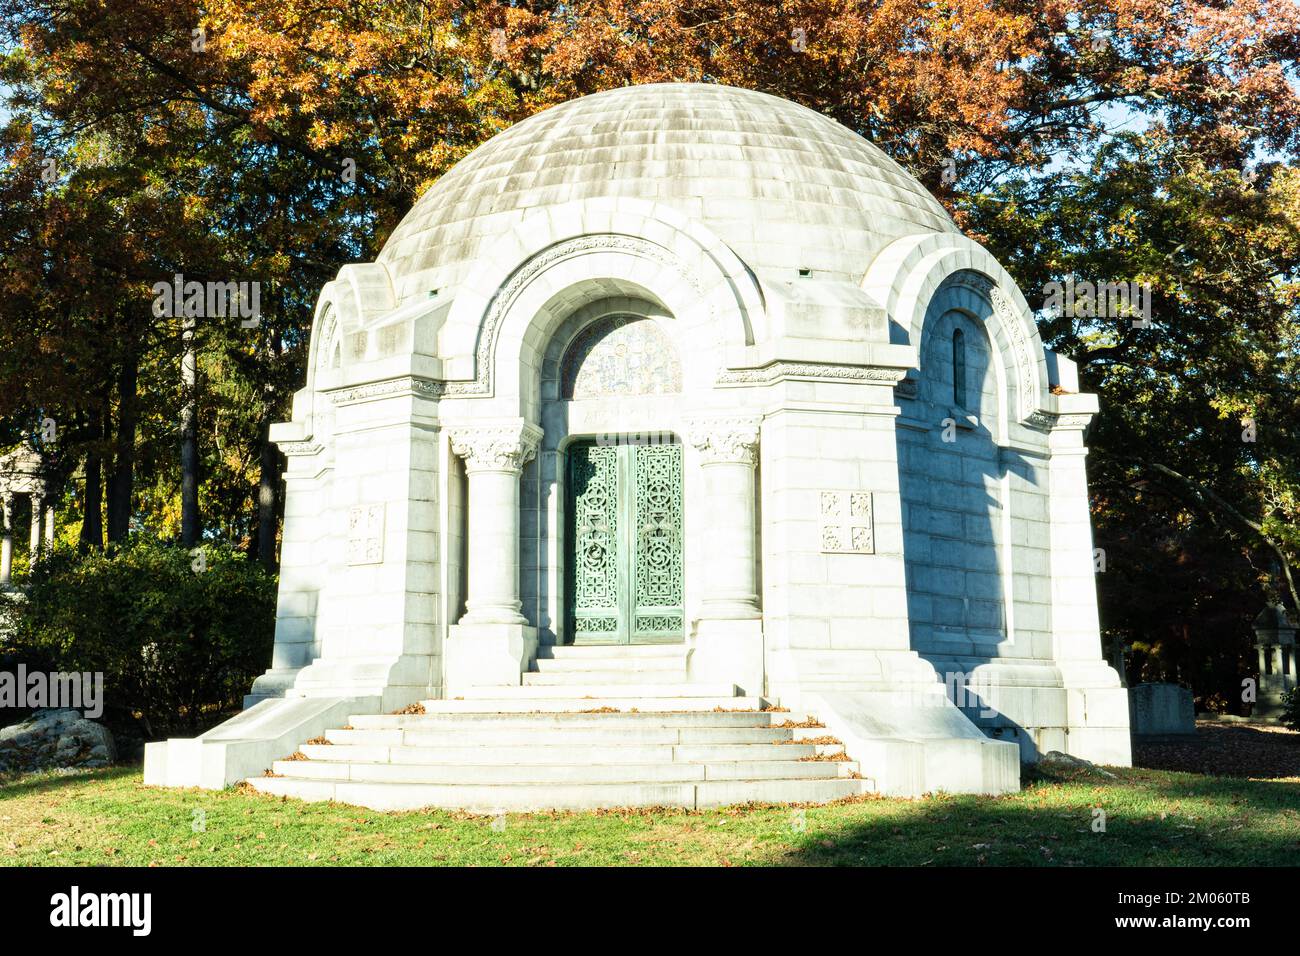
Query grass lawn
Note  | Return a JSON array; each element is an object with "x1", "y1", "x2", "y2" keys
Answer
[{"x1": 2, "y1": 763, "x2": 1298, "y2": 866}]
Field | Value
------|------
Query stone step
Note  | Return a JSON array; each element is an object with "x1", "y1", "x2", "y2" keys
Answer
[
  {"x1": 270, "y1": 758, "x2": 858, "y2": 785},
  {"x1": 532, "y1": 656, "x2": 687, "y2": 673},
  {"x1": 523, "y1": 669, "x2": 690, "y2": 685},
  {"x1": 538, "y1": 644, "x2": 687, "y2": 659},
  {"x1": 456, "y1": 682, "x2": 739, "y2": 699},
  {"x1": 531, "y1": 660, "x2": 686, "y2": 676},
  {"x1": 348, "y1": 711, "x2": 775, "y2": 730},
  {"x1": 324, "y1": 726, "x2": 796, "y2": 747},
  {"x1": 298, "y1": 742, "x2": 823, "y2": 764},
  {"x1": 418, "y1": 696, "x2": 764, "y2": 714},
  {"x1": 248, "y1": 775, "x2": 869, "y2": 811}
]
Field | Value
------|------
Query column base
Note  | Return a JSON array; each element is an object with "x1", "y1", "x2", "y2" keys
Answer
[
  {"x1": 699, "y1": 598, "x2": 762, "y2": 621},
  {"x1": 689, "y1": 618, "x2": 764, "y2": 697},
  {"x1": 445, "y1": 623, "x2": 537, "y2": 695},
  {"x1": 459, "y1": 608, "x2": 528, "y2": 626}
]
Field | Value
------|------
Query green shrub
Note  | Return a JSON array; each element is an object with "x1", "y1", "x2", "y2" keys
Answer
[
  {"x1": 1281, "y1": 687, "x2": 1300, "y2": 732},
  {"x1": 9, "y1": 539, "x2": 276, "y2": 738}
]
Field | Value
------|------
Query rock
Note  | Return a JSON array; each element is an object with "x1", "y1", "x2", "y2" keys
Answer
[
  {"x1": 0, "y1": 708, "x2": 116, "y2": 775},
  {"x1": 1039, "y1": 750, "x2": 1117, "y2": 778}
]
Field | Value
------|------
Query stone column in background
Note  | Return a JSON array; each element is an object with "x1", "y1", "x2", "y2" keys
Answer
[
  {"x1": 43, "y1": 499, "x2": 55, "y2": 548},
  {"x1": 1253, "y1": 604, "x2": 1298, "y2": 718},
  {"x1": 28, "y1": 494, "x2": 43, "y2": 557},
  {"x1": 1, "y1": 495, "x2": 13, "y2": 586}
]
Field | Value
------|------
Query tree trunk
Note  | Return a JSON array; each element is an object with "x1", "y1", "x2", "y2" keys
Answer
[
  {"x1": 106, "y1": 352, "x2": 138, "y2": 543},
  {"x1": 180, "y1": 318, "x2": 200, "y2": 548},
  {"x1": 78, "y1": 402, "x2": 105, "y2": 551}
]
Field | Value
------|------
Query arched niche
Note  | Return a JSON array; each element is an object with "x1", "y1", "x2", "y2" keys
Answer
[{"x1": 559, "y1": 314, "x2": 683, "y2": 400}]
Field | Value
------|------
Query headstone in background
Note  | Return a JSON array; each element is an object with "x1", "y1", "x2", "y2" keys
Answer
[{"x1": 1129, "y1": 682, "x2": 1195, "y2": 736}]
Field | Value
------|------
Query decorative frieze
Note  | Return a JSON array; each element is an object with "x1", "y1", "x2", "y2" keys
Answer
[
  {"x1": 1026, "y1": 410, "x2": 1094, "y2": 432},
  {"x1": 1056, "y1": 413, "x2": 1094, "y2": 429},
  {"x1": 447, "y1": 421, "x2": 543, "y2": 473},
  {"x1": 716, "y1": 362, "x2": 907, "y2": 388},
  {"x1": 943, "y1": 271, "x2": 995, "y2": 297},
  {"x1": 988, "y1": 286, "x2": 1040, "y2": 422},
  {"x1": 328, "y1": 376, "x2": 446, "y2": 406},
  {"x1": 278, "y1": 441, "x2": 324, "y2": 457}
]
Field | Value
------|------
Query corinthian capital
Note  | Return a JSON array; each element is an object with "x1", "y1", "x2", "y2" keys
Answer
[
  {"x1": 685, "y1": 416, "x2": 761, "y2": 466},
  {"x1": 447, "y1": 420, "x2": 543, "y2": 473}
]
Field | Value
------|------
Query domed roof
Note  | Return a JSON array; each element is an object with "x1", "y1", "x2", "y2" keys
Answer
[
  {"x1": 377, "y1": 83, "x2": 959, "y2": 305},
  {"x1": 1254, "y1": 603, "x2": 1296, "y2": 632}
]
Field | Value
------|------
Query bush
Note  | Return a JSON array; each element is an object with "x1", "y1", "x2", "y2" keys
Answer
[
  {"x1": 8, "y1": 538, "x2": 276, "y2": 738},
  {"x1": 1281, "y1": 687, "x2": 1300, "y2": 732}
]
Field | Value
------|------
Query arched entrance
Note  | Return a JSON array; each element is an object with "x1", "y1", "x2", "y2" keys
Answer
[{"x1": 550, "y1": 310, "x2": 686, "y2": 645}]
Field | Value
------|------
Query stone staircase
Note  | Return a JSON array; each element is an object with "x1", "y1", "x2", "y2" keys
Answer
[{"x1": 248, "y1": 645, "x2": 869, "y2": 811}]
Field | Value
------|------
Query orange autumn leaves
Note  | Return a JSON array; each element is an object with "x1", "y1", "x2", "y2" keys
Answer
[{"x1": 7, "y1": 0, "x2": 1297, "y2": 250}]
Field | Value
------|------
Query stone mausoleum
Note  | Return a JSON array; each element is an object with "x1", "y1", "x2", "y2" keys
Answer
[{"x1": 146, "y1": 83, "x2": 1131, "y2": 810}]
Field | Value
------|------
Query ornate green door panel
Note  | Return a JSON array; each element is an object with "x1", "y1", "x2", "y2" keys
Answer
[
  {"x1": 631, "y1": 443, "x2": 684, "y2": 640},
  {"x1": 567, "y1": 440, "x2": 684, "y2": 644},
  {"x1": 568, "y1": 443, "x2": 622, "y2": 640}
]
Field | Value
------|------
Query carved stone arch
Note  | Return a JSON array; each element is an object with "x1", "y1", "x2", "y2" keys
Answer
[
  {"x1": 861, "y1": 233, "x2": 1050, "y2": 423},
  {"x1": 457, "y1": 247, "x2": 738, "y2": 423},
  {"x1": 316, "y1": 302, "x2": 341, "y2": 368},
  {"x1": 437, "y1": 199, "x2": 768, "y2": 393}
]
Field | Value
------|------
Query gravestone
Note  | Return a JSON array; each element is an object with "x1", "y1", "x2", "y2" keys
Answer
[{"x1": 1129, "y1": 682, "x2": 1195, "y2": 736}]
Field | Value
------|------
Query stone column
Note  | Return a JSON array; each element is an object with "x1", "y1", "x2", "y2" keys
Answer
[
  {"x1": 449, "y1": 421, "x2": 542, "y2": 624},
  {"x1": 43, "y1": 500, "x2": 55, "y2": 548},
  {"x1": 1, "y1": 495, "x2": 13, "y2": 587},
  {"x1": 685, "y1": 417, "x2": 765, "y2": 695},
  {"x1": 687, "y1": 418, "x2": 762, "y2": 619},
  {"x1": 1251, "y1": 604, "x2": 1296, "y2": 718},
  {"x1": 443, "y1": 420, "x2": 543, "y2": 692},
  {"x1": 29, "y1": 494, "x2": 43, "y2": 556}
]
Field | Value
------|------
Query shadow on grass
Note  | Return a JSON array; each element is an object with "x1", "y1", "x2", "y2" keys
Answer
[
  {"x1": 1033, "y1": 763, "x2": 1300, "y2": 809},
  {"x1": 0, "y1": 765, "x2": 137, "y2": 800},
  {"x1": 1134, "y1": 723, "x2": 1300, "y2": 779},
  {"x1": 769, "y1": 767, "x2": 1300, "y2": 867}
]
